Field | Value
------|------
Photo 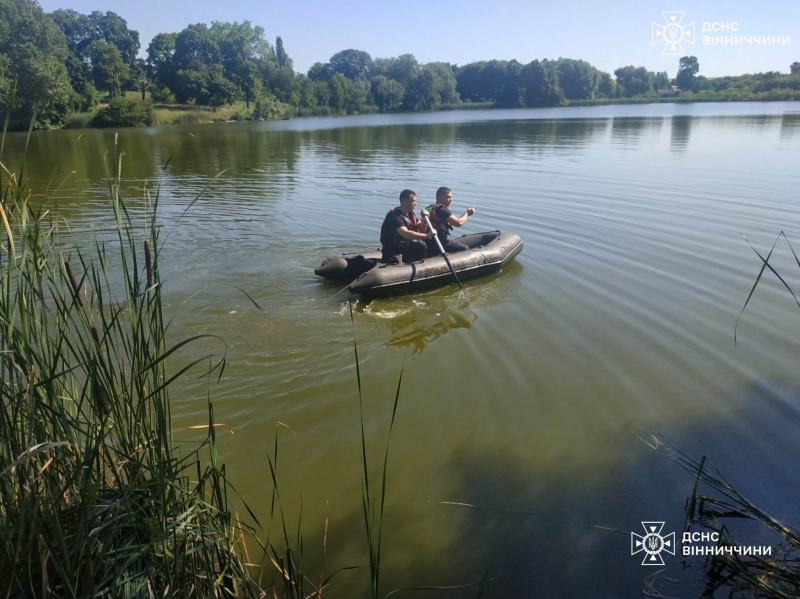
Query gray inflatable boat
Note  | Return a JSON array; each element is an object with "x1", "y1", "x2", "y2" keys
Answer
[{"x1": 315, "y1": 231, "x2": 523, "y2": 297}]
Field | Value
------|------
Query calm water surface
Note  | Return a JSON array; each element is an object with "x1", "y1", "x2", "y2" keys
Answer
[{"x1": 6, "y1": 102, "x2": 800, "y2": 596}]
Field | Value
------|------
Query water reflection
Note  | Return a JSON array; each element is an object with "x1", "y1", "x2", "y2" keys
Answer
[
  {"x1": 384, "y1": 310, "x2": 478, "y2": 354},
  {"x1": 670, "y1": 115, "x2": 692, "y2": 153},
  {"x1": 0, "y1": 125, "x2": 303, "y2": 187},
  {"x1": 780, "y1": 114, "x2": 800, "y2": 140},
  {"x1": 610, "y1": 117, "x2": 663, "y2": 147}
]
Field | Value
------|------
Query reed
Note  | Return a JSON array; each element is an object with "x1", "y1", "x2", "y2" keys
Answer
[
  {"x1": 0, "y1": 128, "x2": 259, "y2": 597},
  {"x1": 350, "y1": 299, "x2": 403, "y2": 599},
  {"x1": 651, "y1": 444, "x2": 800, "y2": 599}
]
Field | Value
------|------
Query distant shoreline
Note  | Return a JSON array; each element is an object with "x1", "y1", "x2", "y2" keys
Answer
[{"x1": 50, "y1": 95, "x2": 800, "y2": 132}]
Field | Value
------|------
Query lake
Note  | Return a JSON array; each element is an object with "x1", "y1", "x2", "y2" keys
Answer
[{"x1": 5, "y1": 101, "x2": 800, "y2": 596}]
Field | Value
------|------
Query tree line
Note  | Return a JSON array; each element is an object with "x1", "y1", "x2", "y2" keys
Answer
[{"x1": 0, "y1": 0, "x2": 798, "y2": 130}]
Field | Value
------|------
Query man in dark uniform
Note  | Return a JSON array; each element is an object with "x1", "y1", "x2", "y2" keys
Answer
[
  {"x1": 380, "y1": 189, "x2": 433, "y2": 264},
  {"x1": 424, "y1": 186, "x2": 474, "y2": 257}
]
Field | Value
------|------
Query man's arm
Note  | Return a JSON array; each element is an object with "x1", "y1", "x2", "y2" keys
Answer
[
  {"x1": 397, "y1": 225, "x2": 433, "y2": 240},
  {"x1": 447, "y1": 207, "x2": 475, "y2": 228}
]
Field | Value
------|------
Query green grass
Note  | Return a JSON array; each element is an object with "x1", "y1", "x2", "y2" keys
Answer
[
  {"x1": 63, "y1": 112, "x2": 95, "y2": 130},
  {"x1": 0, "y1": 126, "x2": 259, "y2": 597}
]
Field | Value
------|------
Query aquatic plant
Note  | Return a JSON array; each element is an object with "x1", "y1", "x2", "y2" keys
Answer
[
  {"x1": 0, "y1": 123, "x2": 258, "y2": 597},
  {"x1": 646, "y1": 231, "x2": 800, "y2": 598}
]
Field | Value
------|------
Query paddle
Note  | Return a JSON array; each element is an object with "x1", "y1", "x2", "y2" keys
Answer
[{"x1": 421, "y1": 210, "x2": 463, "y2": 290}]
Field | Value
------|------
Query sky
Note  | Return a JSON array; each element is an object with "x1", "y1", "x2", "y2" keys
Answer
[{"x1": 37, "y1": 0, "x2": 799, "y2": 78}]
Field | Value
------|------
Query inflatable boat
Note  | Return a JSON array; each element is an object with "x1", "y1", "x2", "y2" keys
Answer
[{"x1": 315, "y1": 231, "x2": 523, "y2": 297}]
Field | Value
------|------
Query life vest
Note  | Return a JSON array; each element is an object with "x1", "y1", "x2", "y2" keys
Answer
[
  {"x1": 426, "y1": 203, "x2": 452, "y2": 239},
  {"x1": 381, "y1": 207, "x2": 419, "y2": 249}
]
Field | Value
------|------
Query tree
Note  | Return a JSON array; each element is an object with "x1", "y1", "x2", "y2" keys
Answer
[
  {"x1": 328, "y1": 73, "x2": 348, "y2": 111},
  {"x1": 275, "y1": 36, "x2": 291, "y2": 69},
  {"x1": 425, "y1": 62, "x2": 460, "y2": 104},
  {"x1": 653, "y1": 71, "x2": 670, "y2": 90},
  {"x1": 267, "y1": 65, "x2": 298, "y2": 103},
  {"x1": 597, "y1": 71, "x2": 616, "y2": 98},
  {"x1": 0, "y1": 0, "x2": 73, "y2": 129},
  {"x1": 147, "y1": 32, "x2": 177, "y2": 88},
  {"x1": 371, "y1": 76, "x2": 404, "y2": 112},
  {"x1": 790, "y1": 62, "x2": 800, "y2": 75},
  {"x1": 556, "y1": 58, "x2": 598, "y2": 100},
  {"x1": 307, "y1": 62, "x2": 330, "y2": 81},
  {"x1": 212, "y1": 20, "x2": 273, "y2": 108},
  {"x1": 89, "y1": 40, "x2": 130, "y2": 97},
  {"x1": 327, "y1": 49, "x2": 373, "y2": 79},
  {"x1": 614, "y1": 65, "x2": 654, "y2": 97},
  {"x1": 519, "y1": 60, "x2": 563, "y2": 106},
  {"x1": 297, "y1": 75, "x2": 318, "y2": 109},
  {"x1": 455, "y1": 62, "x2": 488, "y2": 101},
  {"x1": 345, "y1": 77, "x2": 371, "y2": 113},
  {"x1": 90, "y1": 11, "x2": 140, "y2": 67},
  {"x1": 403, "y1": 63, "x2": 459, "y2": 111},
  {"x1": 405, "y1": 69, "x2": 439, "y2": 110},
  {"x1": 173, "y1": 63, "x2": 237, "y2": 106},
  {"x1": 453, "y1": 59, "x2": 525, "y2": 105},
  {"x1": 50, "y1": 9, "x2": 140, "y2": 89},
  {"x1": 373, "y1": 54, "x2": 419, "y2": 86},
  {"x1": 675, "y1": 56, "x2": 699, "y2": 92}
]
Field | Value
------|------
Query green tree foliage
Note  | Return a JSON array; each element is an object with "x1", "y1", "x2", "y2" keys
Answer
[
  {"x1": 0, "y1": 0, "x2": 73, "y2": 129},
  {"x1": 175, "y1": 63, "x2": 239, "y2": 106},
  {"x1": 345, "y1": 77, "x2": 371, "y2": 113},
  {"x1": 555, "y1": 58, "x2": 599, "y2": 100},
  {"x1": 254, "y1": 91, "x2": 282, "y2": 118},
  {"x1": 153, "y1": 21, "x2": 294, "y2": 110},
  {"x1": 307, "y1": 62, "x2": 330, "y2": 81},
  {"x1": 519, "y1": 60, "x2": 563, "y2": 106},
  {"x1": 597, "y1": 71, "x2": 616, "y2": 98},
  {"x1": 792, "y1": 62, "x2": 800, "y2": 75},
  {"x1": 328, "y1": 49, "x2": 373, "y2": 79},
  {"x1": 327, "y1": 73, "x2": 348, "y2": 111},
  {"x1": 456, "y1": 60, "x2": 521, "y2": 104},
  {"x1": 147, "y1": 33, "x2": 177, "y2": 88},
  {"x1": 50, "y1": 9, "x2": 140, "y2": 98},
  {"x1": 403, "y1": 63, "x2": 460, "y2": 110},
  {"x1": 675, "y1": 56, "x2": 699, "y2": 92},
  {"x1": 266, "y1": 60, "x2": 298, "y2": 103},
  {"x1": 212, "y1": 21, "x2": 272, "y2": 106},
  {"x1": 276, "y1": 36, "x2": 291, "y2": 69},
  {"x1": 89, "y1": 40, "x2": 130, "y2": 97},
  {"x1": 296, "y1": 75, "x2": 318, "y2": 109},
  {"x1": 371, "y1": 76, "x2": 404, "y2": 112},
  {"x1": 613, "y1": 65, "x2": 654, "y2": 97},
  {"x1": 373, "y1": 54, "x2": 419, "y2": 86},
  {"x1": 653, "y1": 71, "x2": 670, "y2": 90}
]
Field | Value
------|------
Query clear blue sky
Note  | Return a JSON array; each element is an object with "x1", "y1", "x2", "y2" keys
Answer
[{"x1": 37, "y1": 0, "x2": 799, "y2": 77}]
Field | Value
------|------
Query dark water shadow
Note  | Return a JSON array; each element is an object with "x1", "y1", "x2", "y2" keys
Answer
[{"x1": 282, "y1": 376, "x2": 800, "y2": 598}]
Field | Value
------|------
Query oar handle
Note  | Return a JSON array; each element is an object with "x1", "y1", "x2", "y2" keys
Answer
[
  {"x1": 421, "y1": 213, "x2": 445, "y2": 252},
  {"x1": 421, "y1": 212, "x2": 463, "y2": 290}
]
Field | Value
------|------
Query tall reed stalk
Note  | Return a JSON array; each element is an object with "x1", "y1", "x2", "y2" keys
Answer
[{"x1": 0, "y1": 130, "x2": 257, "y2": 597}]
